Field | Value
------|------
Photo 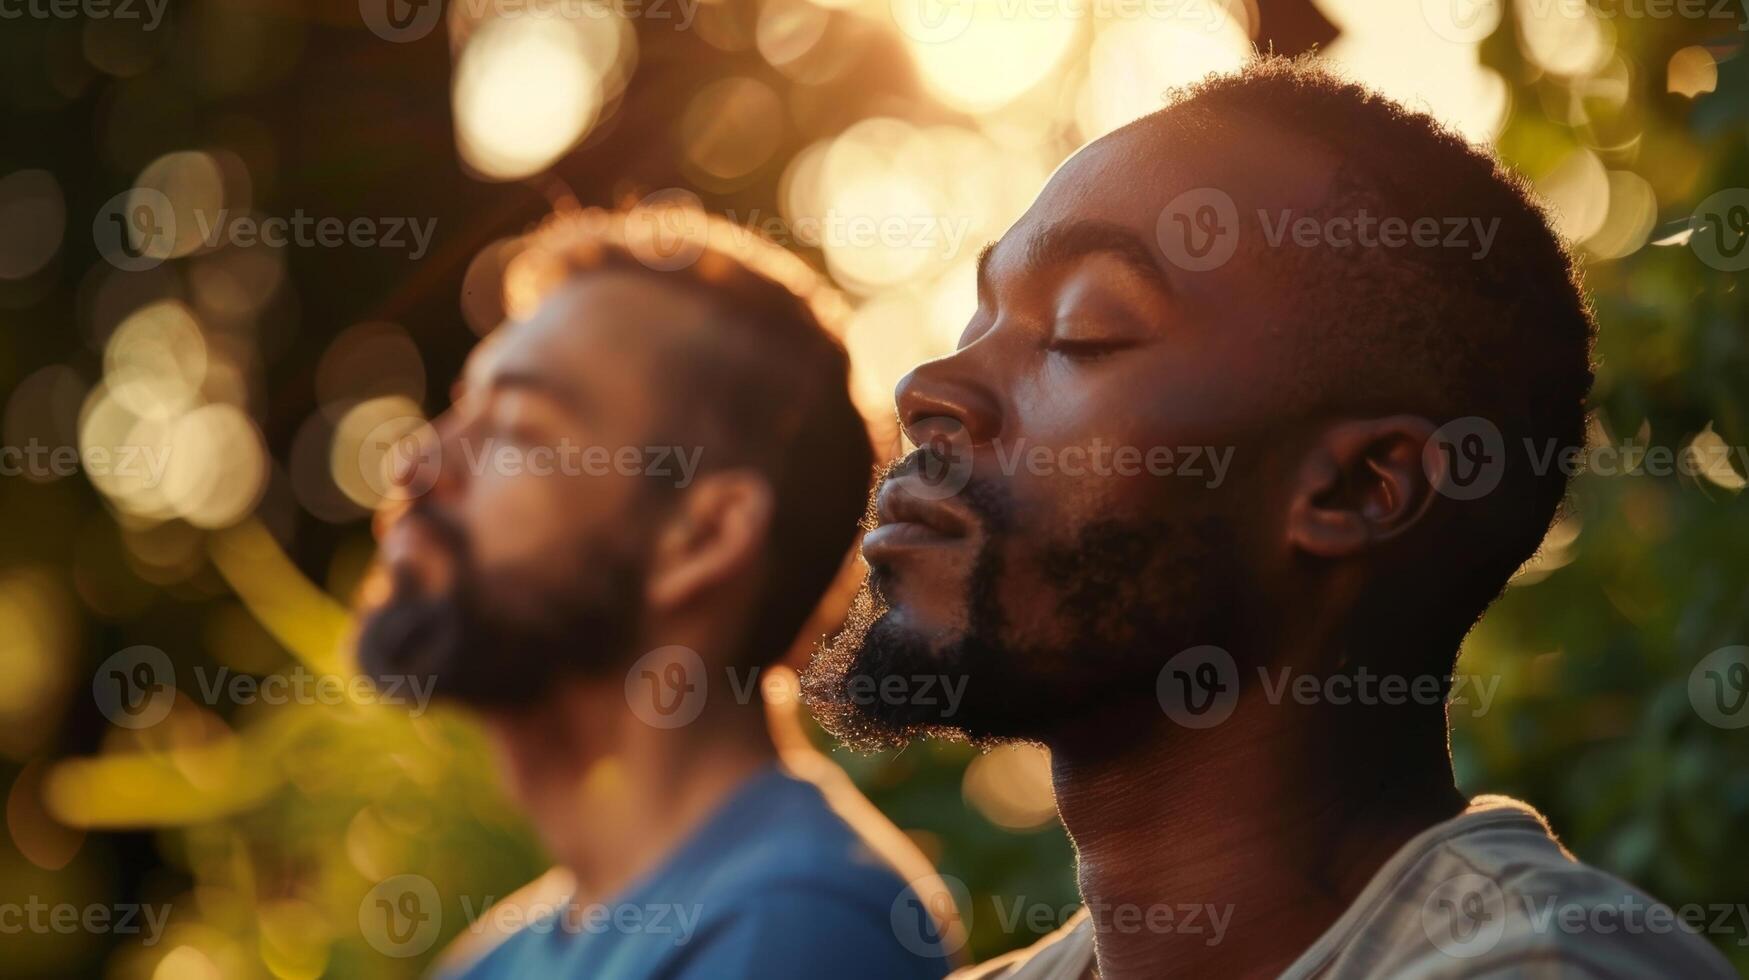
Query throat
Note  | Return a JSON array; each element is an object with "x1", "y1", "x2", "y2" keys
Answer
[
  {"x1": 1048, "y1": 701, "x2": 1465, "y2": 979},
  {"x1": 484, "y1": 684, "x2": 778, "y2": 901}
]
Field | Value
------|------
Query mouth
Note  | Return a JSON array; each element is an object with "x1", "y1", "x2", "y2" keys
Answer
[
  {"x1": 861, "y1": 477, "x2": 974, "y2": 563},
  {"x1": 378, "y1": 512, "x2": 462, "y2": 594}
]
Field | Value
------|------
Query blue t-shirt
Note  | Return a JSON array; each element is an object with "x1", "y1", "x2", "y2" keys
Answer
[{"x1": 447, "y1": 767, "x2": 951, "y2": 979}]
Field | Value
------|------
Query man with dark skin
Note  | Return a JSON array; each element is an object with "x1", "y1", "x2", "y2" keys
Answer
[{"x1": 804, "y1": 59, "x2": 1736, "y2": 978}]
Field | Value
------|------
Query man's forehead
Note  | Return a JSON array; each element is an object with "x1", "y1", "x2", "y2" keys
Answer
[
  {"x1": 462, "y1": 330, "x2": 509, "y2": 389},
  {"x1": 1011, "y1": 111, "x2": 1344, "y2": 243},
  {"x1": 463, "y1": 274, "x2": 704, "y2": 389}
]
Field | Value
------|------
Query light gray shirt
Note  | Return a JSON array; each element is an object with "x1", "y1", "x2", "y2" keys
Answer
[{"x1": 955, "y1": 796, "x2": 1737, "y2": 979}]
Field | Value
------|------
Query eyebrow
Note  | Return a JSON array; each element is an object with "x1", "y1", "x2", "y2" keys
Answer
[
  {"x1": 974, "y1": 220, "x2": 1175, "y2": 305},
  {"x1": 480, "y1": 368, "x2": 593, "y2": 421}
]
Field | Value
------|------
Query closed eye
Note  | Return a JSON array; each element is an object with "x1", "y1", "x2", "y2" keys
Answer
[{"x1": 1045, "y1": 337, "x2": 1136, "y2": 360}]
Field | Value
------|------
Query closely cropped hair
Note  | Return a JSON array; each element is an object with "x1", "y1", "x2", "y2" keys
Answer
[
  {"x1": 504, "y1": 203, "x2": 875, "y2": 666},
  {"x1": 1157, "y1": 56, "x2": 1597, "y2": 656},
  {"x1": 504, "y1": 204, "x2": 851, "y2": 330}
]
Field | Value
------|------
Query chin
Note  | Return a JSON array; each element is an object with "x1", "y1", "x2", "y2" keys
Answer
[
  {"x1": 354, "y1": 583, "x2": 497, "y2": 708},
  {"x1": 806, "y1": 600, "x2": 1052, "y2": 750},
  {"x1": 352, "y1": 573, "x2": 585, "y2": 712},
  {"x1": 805, "y1": 586, "x2": 1203, "y2": 751},
  {"x1": 807, "y1": 510, "x2": 1246, "y2": 751}
]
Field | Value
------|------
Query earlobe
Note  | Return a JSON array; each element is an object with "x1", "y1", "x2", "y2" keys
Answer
[
  {"x1": 1286, "y1": 416, "x2": 1438, "y2": 559},
  {"x1": 645, "y1": 472, "x2": 774, "y2": 613}
]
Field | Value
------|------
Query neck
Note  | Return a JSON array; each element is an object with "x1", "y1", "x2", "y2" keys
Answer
[
  {"x1": 484, "y1": 670, "x2": 777, "y2": 902},
  {"x1": 1049, "y1": 685, "x2": 1466, "y2": 979}
]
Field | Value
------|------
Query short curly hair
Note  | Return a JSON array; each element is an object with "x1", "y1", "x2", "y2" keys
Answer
[{"x1": 1149, "y1": 56, "x2": 1597, "y2": 654}]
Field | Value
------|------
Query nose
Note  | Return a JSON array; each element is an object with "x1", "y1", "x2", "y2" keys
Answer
[
  {"x1": 386, "y1": 410, "x2": 457, "y2": 504},
  {"x1": 894, "y1": 352, "x2": 1002, "y2": 451}
]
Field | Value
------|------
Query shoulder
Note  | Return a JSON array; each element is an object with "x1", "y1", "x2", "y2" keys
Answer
[
  {"x1": 690, "y1": 768, "x2": 962, "y2": 940},
  {"x1": 669, "y1": 876, "x2": 951, "y2": 980},
  {"x1": 684, "y1": 823, "x2": 938, "y2": 960},
  {"x1": 1354, "y1": 797, "x2": 1737, "y2": 978},
  {"x1": 665, "y1": 773, "x2": 953, "y2": 978},
  {"x1": 431, "y1": 867, "x2": 575, "y2": 979},
  {"x1": 949, "y1": 909, "x2": 1095, "y2": 980},
  {"x1": 693, "y1": 771, "x2": 925, "y2": 910}
]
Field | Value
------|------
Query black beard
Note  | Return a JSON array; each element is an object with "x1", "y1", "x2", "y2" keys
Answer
[
  {"x1": 355, "y1": 506, "x2": 645, "y2": 710},
  {"x1": 803, "y1": 469, "x2": 1240, "y2": 750}
]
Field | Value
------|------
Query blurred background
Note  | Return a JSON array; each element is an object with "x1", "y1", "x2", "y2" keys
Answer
[{"x1": 1, "y1": 0, "x2": 1747, "y2": 975}]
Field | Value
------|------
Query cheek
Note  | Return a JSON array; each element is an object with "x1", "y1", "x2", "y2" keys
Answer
[
  {"x1": 998, "y1": 430, "x2": 1184, "y2": 532},
  {"x1": 1003, "y1": 377, "x2": 1258, "y2": 529},
  {"x1": 986, "y1": 539, "x2": 1062, "y2": 644},
  {"x1": 461, "y1": 469, "x2": 610, "y2": 577}
]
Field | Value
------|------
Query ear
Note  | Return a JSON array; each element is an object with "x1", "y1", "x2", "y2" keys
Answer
[
  {"x1": 1286, "y1": 415, "x2": 1438, "y2": 559},
  {"x1": 645, "y1": 470, "x2": 774, "y2": 614}
]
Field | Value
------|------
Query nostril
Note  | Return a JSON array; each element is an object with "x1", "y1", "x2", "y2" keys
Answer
[
  {"x1": 903, "y1": 398, "x2": 998, "y2": 451},
  {"x1": 908, "y1": 416, "x2": 971, "y2": 461},
  {"x1": 894, "y1": 346, "x2": 1003, "y2": 447}
]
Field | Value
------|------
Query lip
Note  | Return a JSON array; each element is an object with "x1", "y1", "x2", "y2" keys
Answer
[
  {"x1": 379, "y1": 513, "x2": 451, "y2": 567},
  {"x1": 861, "y1": 520, "x2": 956, "y2": 558},
  {"x1": 378, "y1": 517, "x2": 425, "y2": 566},
  {"x1": 862, "y1": 478, "x2": 973, "y2": 563},
  {"x1": 377, "y1": 515, "x2": 463, "y2": 596}
]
